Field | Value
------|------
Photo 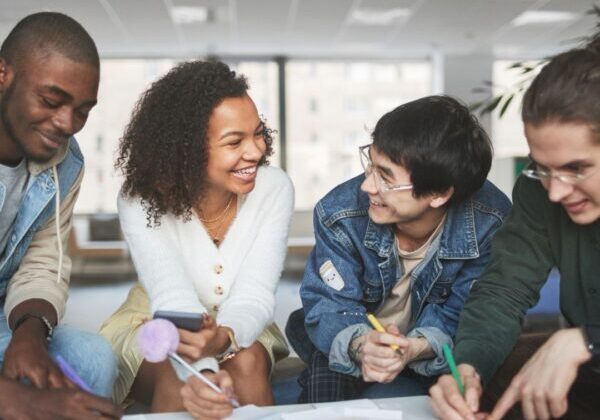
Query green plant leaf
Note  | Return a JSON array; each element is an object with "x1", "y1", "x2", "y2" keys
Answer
[
  {"x1": 480, "y1": 95, "x2": 503, "y2": 116},
  {"x1": 520, "y1": 66, "x2": 536, "y2": 74},
  {"x1": 499, "y1": 94, "x2": 515, "y2": 117}
]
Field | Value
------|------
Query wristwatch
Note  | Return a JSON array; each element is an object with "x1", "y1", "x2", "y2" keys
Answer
[
  {"x1": 216, "y1": 327, "x2": 242, "y2": 364},
  {"x1": 13, "y1": 313, "x2": 54, "y2": 341},
  {"x1": 582, "y1": 324, "x2": 600, "y2": 361}
]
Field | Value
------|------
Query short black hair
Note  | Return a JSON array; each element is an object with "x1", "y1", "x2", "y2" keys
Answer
[
  {"x1": 0, "y1": 12, "x2": 99, "y2": 69},
  {"x1": 372, "y1": 95, "x2": 492, "y2": 204},
  {"x1": 522, "y1": 37, "x2": 600, "y2": 139}
]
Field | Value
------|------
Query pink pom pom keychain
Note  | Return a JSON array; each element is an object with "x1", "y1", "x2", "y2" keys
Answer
[{"x1": 138, "y1": 318, "x2": 240, "y2": 407}]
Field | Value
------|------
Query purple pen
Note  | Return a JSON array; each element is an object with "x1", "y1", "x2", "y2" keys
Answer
[{"x1": 54, "y1": 354, "x2": 94, "y2": 394}]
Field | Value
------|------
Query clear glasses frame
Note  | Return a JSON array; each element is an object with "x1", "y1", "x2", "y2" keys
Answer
[
  {"x1": 522, "y1": 162, "x2": 596, "y2": 185},
  {"x1": 359, "y1": 144, "x2": 413, "y2": 194}
]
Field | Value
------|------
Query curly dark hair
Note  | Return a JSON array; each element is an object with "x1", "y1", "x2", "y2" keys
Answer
[{"x1": 116, "y1": 60, "x2": 274, "y2": 226}]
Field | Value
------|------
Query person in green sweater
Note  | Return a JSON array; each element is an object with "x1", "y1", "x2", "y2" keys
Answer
[{"x1": 429, "y1": 38, "x2": 600, "y2": 420}]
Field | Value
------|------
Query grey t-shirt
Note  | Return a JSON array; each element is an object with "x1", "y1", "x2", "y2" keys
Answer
[{"x1": 0, "y1": 159, "x2": 29, "y2": 257}]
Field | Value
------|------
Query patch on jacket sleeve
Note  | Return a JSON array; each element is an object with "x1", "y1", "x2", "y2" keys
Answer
[{"x1": 319, "y1": 260, "x2": 344, "y2": 291}]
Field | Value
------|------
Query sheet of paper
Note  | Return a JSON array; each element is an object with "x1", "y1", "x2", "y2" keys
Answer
[
  {"x1": 227, "y1": 404, "x2": 277, "y2": 420},
  {"x1": 282, "y1": 407, "x2": 337, "y2": 420},
  {"x1": 279, "y1": 400, "x2": 402, "y2": 420},
  {"x1": 343, "y1": 407, "x2": 402, "y2": 419},
  {"x1": 316, "y1": 398, "x2": 379, "y2": 410}
]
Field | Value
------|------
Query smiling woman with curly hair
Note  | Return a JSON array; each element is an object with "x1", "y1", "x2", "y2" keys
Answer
[
  {"x1": 116, "y1": 60, "x2": 274, "y2": 226},
  {"x1": 100, "y1": 60, "x2": 294, "y2": 417}
]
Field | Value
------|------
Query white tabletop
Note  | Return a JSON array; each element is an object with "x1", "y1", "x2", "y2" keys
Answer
[{"x1": 124, "y1": 396, "x2": 436, "y2": 419}]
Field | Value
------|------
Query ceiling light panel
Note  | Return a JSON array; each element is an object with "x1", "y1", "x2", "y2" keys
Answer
[
  {"x1": 169, "y1": 6, "x2": 209, "y2": 24},
  {"x1": 348, "y1": 0, "x2": 418, "y2": 26},
  {"x1": 348, "y1": 8, "x2": 411, "y2": 26},
  {"x1": 511, "y1": 10, "x2": 579, "y2": 26}
]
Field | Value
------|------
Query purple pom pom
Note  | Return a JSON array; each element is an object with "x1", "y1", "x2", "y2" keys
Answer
[{"x1": 137, "y1": 319, "x2": 180, "y2": 362}]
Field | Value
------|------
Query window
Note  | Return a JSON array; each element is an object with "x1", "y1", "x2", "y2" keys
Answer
[
  {"x1": 76, "y1": 59, "x2": 177, "y2": 213},
  {"x1": 95, "y1": 135, "x2": 103, "y2": 153},
  {"x1": 343, "y1": 97, "x2": 368, "y2": 114},
  {"x1": 286, "y1": 60, "x2": 432, "y2": 210},
  {"x1": 309, "y1": 98, "x2": 318, "y2": 114},
  {"x1": 491, "y1": 60, "x2": 540, "y2": 158}
]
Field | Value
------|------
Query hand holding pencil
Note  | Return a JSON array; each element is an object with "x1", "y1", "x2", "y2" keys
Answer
[
  {"x1": 353, "y1": 313, "x2": 410, "y2": 383},
  {"x1": 366, "y1": 313, "x2": 400, "y2": 351},
  {"x1": 429, "y1": 362, "x2": 484, "y2": 420}
]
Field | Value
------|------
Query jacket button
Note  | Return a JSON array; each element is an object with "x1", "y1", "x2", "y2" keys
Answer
[
  {"x1": 590, "y1": 288, "x2": 597, "y2": 295},
  {"x1": 214, "y1": 264, "x2": 223, "y2": 274},
  {"x1": 214, "y1": 285, "x2": 224, "y2": 295}
]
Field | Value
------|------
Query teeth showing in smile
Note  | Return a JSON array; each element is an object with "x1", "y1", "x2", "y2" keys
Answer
[
  {"x1": 370, "y1": 199, "x2": 384, "y2": 207},
  {"x1": 233, "y1": 166, "x2": 257, "y2": 176}
]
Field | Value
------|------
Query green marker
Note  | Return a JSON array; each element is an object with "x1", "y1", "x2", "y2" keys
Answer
[{"x1": 442, "y1": 343, "x2": 464, "y2": 396}]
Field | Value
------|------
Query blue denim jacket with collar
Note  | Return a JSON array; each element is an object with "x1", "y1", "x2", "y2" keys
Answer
[
  {"x1": 290, "y1": 174, "x2": 511, "y2": 377},
  {"x1": 0, "y1": 137, "x2": 83, "y2": 298}
]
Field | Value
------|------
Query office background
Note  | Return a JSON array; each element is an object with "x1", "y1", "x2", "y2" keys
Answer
[{"x1": 0, "y1": 0, "x2": 593, "y2": 338}]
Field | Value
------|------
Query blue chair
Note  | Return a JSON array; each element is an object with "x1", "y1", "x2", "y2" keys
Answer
[{"x1": 527, "y1": 268, "x2": 560, "y2": 315}]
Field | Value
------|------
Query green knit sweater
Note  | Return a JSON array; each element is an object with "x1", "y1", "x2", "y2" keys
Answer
[{"x1": 454, "y1": 175, "x2": 600, "y2": 385}]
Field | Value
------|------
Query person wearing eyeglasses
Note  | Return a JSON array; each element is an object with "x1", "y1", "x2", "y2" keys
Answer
[
  {"x1": 429, "y1": 39, "x2": 600, "y2": 420},
  {"x1": 285, "y1": 95, "x2": 511, "y2": 403}
]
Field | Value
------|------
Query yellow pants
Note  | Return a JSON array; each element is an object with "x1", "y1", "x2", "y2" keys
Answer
[{"x1": 99, "y1": 283, "x2": 289, "y2": 403}]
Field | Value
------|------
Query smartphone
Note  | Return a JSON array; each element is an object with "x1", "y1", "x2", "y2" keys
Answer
[{"x1": 153, "y1": 310, "x2": 204, "y2": 332}]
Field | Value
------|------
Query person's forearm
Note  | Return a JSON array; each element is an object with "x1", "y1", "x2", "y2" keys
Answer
[
  {"x1": 8, "y1": 299, "x2": 57, "y2": 331},
  {"x1": 407, "y1": 337, "x2": 434, "y2": 362},
  {"x1": 349, "y1": 335, "x2": 367, "y2": 363},
  {"x1": 455, "y1": 177, "x2": 554, "y2": 385},
  {"x1": 0, "y1": 376, "x2": 17, "y2": 416},
  {"x1": 214, "y1": 326, "x2": 234, "y2": 355}
]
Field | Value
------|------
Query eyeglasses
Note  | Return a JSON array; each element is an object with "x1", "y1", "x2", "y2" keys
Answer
[
  {"x1": 522, "y1": 161, "x2": 596, "y2": 186},
  {"x1": 359, "y1": 144, "x2": 413, "y2": 194}
]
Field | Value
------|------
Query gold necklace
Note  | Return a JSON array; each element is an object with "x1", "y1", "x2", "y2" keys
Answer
[
  {"x1": 197, "y1": 195, "x2": 234, "y2": 224},
  {"x1": 200, "y1": 196, "x2": 236, "y2": 246}
]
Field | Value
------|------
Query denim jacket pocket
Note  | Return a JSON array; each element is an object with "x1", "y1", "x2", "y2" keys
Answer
[{"x1": 425, "y1": 279, "x2": 453, "y2": 304}]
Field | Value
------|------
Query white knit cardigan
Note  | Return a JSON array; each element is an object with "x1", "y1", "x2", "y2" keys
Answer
[{"x1": 118, "y1": 166, "x2": 294, "y2": 347}]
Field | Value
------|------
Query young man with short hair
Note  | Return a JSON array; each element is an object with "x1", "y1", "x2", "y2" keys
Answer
[
  {"x1": 0, "y1": 12, "x2": 119, "y2": 419},
  {"x1": 430, "y1": 38, "x2": 600, "y2": 420},
  {"x1": 287, "y1": 95, "x2": 511, "y2": 402}
]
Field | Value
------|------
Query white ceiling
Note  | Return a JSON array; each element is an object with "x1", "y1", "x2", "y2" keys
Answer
[{"x1": 0, "y1": 0, "x2": 596, "y2": 59}]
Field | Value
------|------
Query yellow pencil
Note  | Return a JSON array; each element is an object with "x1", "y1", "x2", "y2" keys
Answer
[{"x1": 366, "y1": 313, "x2": 399, "y2": 351}]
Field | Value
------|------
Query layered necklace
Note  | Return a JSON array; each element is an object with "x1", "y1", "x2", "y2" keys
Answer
[{"x1": 197, "y1": 195, "x2": 236, "y2": 246}]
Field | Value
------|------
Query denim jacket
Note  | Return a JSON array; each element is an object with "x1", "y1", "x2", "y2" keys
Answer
[
  {"x1": 0, "y1": 138, "x2": 83, "y2": 308},
  {"x1": 288, "y1": 174, "x2": 511, "y2": 377}
]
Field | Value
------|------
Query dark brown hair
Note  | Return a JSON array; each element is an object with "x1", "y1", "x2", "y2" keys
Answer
[
  {"x1": 522, "y1": 37, "x2": 600, "y2": 137},
  {"x1": 116, "y1": 60, "x2": 274, "y2": 226}
]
